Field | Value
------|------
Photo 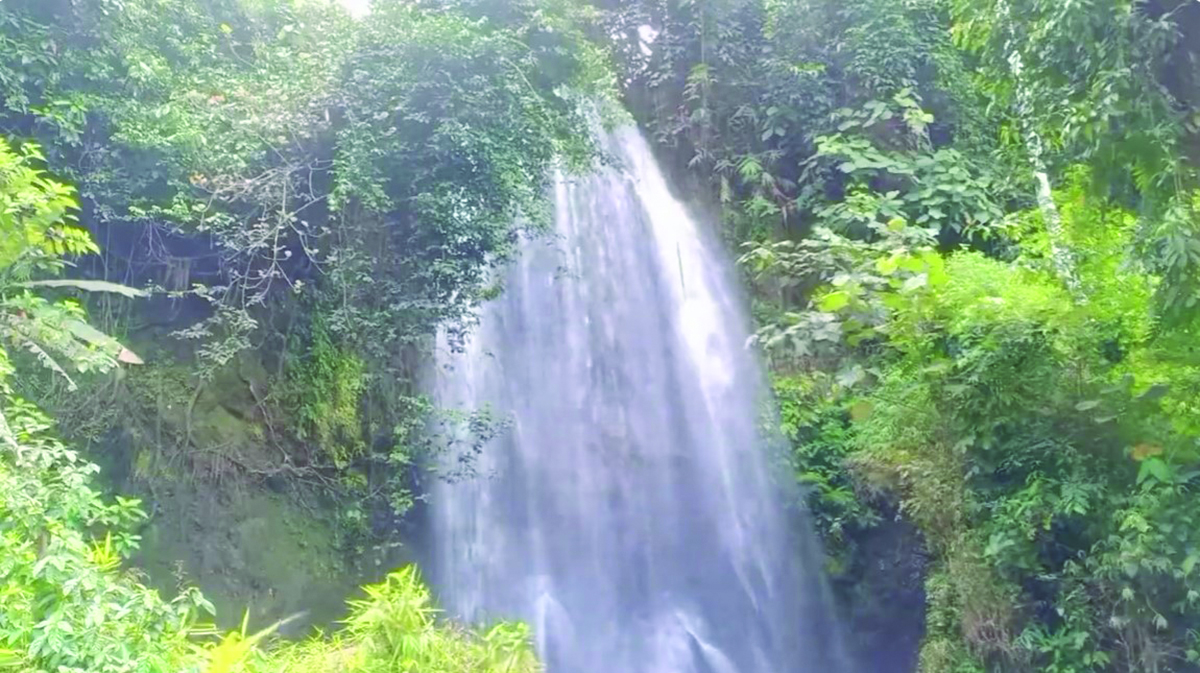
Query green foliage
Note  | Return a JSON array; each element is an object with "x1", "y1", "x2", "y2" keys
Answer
[
  {"x1": 0, "y1": 408, "x2": 534, "y2": 673},
  {"x1": 774, "y1": 373, "x2": 879, "y2": 577},
  {"x1": 286, "y1": 312, "x2": 365, "y2": 468},
  {"x1": 0, "y1": 133, "x2": 208, "y2": 673},
  {"x1": 919, "y1": 568, "x2": 987, "y2": 673},
  {"x1": 749, "y1": 165, "x2": 1200, "y2": 669},
  {"x1": 0, "y1": 393, "x2": 210, "y2": 673},
  {"x1": 812, "y1": 91, "x2": 1005, "y2": 238},
  {"x1": 0, "y1": 0, "x2": 618, "y2": 586},
  {"x1": 601, "y1": 0, "x2": 1007, "y2": 242},
  {"x1": 338, "y1": 566, "x2": 537, "y2": 673},
  {"x1": 740, "y1": 214, "x2": 947, "y2": 373},
  {"x1": 232, "y1": 567, "x2": 538, "y2": 673},
  {"x1": 0, "y1": 137, "x2": 143, "y2": 386},
  {"x1": 0, "y1": 0, "x2": 616, "y2": 512},
  {"x1": 0, "y1": 140, "x2": 92, "y2": 276},
  {"x1": 377, "y1": 395, "x2": 511, "y2": 517},
  {"x1": 326, "y1": 0, "x2": 609, "y2": 353},
  {"x1": 951, "y1": 0, "x2": 1200, "y2": 319},
  {"x1": 950, "y1": 0, "x2": 1193, "y2": 196},
  {"x1": 0, "y1": 122, "x2": 538, "y2": 673},
  {"x1": 0, "y1": 0, "x2": 614, "y2": 350},
  {"x1": 0, "y1": 404, "x2": 538, "y2": 673}
]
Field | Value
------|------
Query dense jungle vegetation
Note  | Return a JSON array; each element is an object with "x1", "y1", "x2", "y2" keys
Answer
[{"x1": 1, "y1": 0, "x2": 1199, "y2": 670}]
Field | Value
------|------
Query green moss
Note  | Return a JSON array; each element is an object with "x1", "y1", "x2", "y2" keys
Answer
[
  {"x1": 133, "y1": 484, "x2": 389, "y2": 635},
  {"x1": 286, "y1": 313, "x2": 366, "y2": 467},
  {"x1": 917, "y1": 568, "x2": 986, "y2": 673}
]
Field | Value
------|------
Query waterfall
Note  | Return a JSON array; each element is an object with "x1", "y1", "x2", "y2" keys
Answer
[{"x1": 428, "y1": 126, "x2": 846, "y2": 672}]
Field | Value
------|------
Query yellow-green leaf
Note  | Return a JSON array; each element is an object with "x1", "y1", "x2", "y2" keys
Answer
[{"x1": 818, "y1": 290, "x2": 850, "y2": 312}]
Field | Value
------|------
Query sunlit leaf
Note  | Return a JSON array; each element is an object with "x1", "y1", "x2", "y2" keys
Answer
[{"x1": 817, "y1": 291, "x2": 850, "y2": 312}]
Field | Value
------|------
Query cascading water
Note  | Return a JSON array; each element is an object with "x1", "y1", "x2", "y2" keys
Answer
[{"x1": 428, "y1": 125, "x2": 846, "y2": 672}]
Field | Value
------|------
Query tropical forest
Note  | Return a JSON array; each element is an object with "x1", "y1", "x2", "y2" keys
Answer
[{"x1": 1, "y1": 0, "x2": 1199, "y2": 671}]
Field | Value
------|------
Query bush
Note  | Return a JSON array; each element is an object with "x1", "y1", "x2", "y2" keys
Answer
[{"x1": 755, "y1": 167, "x2": 1200, "y2": 669}]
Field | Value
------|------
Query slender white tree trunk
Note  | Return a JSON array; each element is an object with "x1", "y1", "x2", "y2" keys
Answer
[{"x1": 1001, "y1": 5, "x2": 1084, "y2": 299}]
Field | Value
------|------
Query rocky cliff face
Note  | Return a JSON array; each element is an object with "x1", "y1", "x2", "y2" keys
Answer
[
  {"x1": 835, "y1": 511, "x2": 929, "y2": 673},
  {"x1": 80, "y1": 346, "x2": 403, "y2": 634}
]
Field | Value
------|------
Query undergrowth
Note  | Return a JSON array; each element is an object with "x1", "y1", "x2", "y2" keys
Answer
[{"x1": 754, "y1": 170, "x2": 1200, "y2": 670}]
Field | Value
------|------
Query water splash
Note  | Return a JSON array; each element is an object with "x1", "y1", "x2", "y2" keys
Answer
[{"x1": 428, "y1": 126, "x2": 846, "y2": 672}]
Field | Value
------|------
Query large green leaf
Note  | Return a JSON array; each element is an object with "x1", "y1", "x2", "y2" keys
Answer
[
  {"x1": 1137, "y1": 457, "x2": 1172, "y2": 485},
  {"x1": 19, "y1": 280, "x2": 149, "y2": 297},
  {"x1": 818, "y1": 290, "x2": 851, "y2": 312},
  {"x1": 63, "y1": 319, "x2": 144, "y2": 365},
  {"x1": 62, "y1": 319, "x2": 117, "y2": 348}
]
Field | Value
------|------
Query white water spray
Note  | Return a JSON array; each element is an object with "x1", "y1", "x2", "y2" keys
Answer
[{"x1": 428, "y1": 126, "x2": 845, "y2": 672}]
